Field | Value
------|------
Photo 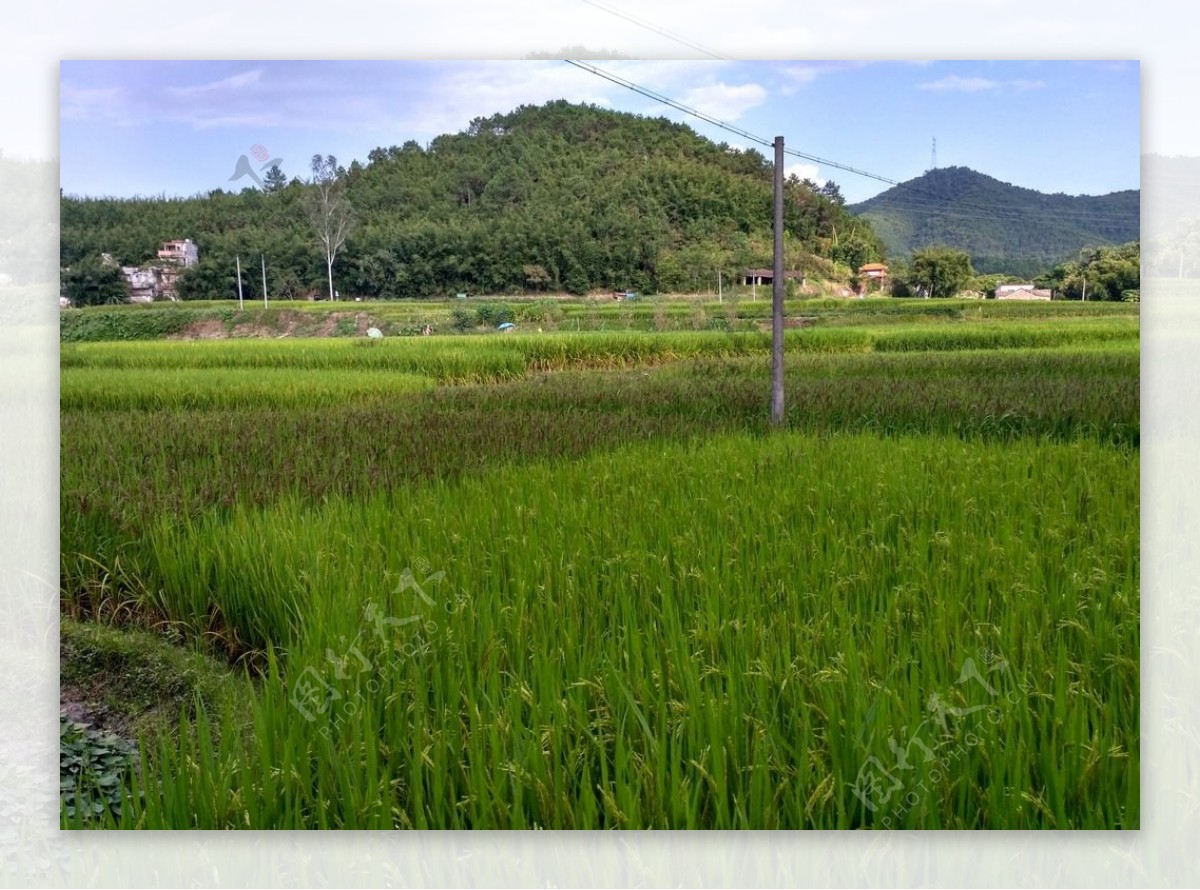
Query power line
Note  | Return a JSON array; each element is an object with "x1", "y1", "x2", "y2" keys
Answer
[
  {"x1": 563, "y1": 59, "x2": 1140, "y2": 230},
  {"x1": 854, "y1": 186, "x2": 1139, "y2": 224},
  {"x1": 577, "y1": 0, "x2": 729, "y2": 60},
  {"x1": 564, "y1": 59, "x2": 897, "y2": 186},
  {"x1": 563, "y1": 59, "x2": 771, "y2": 149},
  {"x1": 855, "y1": 182, "x2": 1139, "y2": 224}
]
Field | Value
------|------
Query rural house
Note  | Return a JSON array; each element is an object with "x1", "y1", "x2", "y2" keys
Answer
[
  {"x1": 995, "y1": 283, "x2": 1052, "y2": 300},
  {"x1": 857, "y1": 262, "x2": 889, "y2": 293},
  {"x1": 116, "y1": 238, "x2": 199, "y2": 302},
  {"x1": 741, "y1": 268, "x2": 806, "y2": 287},
  {"x1": 157, "y1": 238, "x2": 199, "y2": 267}
]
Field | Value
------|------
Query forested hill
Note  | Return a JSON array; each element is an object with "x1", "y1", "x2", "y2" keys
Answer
[
  {"x1": 848, "y1": 166, "x2": 1140, "y2": 278},
  {"x1": 60, "y1": 101, "x2": 882, "y2": 299}
]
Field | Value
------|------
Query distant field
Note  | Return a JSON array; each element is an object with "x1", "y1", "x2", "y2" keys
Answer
[
  {"x1": 60, "y1": 306, "x2": 1139, "y2": 829},
  {"x1": 59, "y1": 295, "x2": 1140, "y2": 342}
]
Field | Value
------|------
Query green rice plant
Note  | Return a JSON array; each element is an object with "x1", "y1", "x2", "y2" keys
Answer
[
  {"x1": 60, "y1": 367, "x2": 435, "y2": 411},
  {"x1": 873, "y1": 319, "x2": 1139, "y2": 352},
  {"x1": 60, "y1": 318, "x2": 1137, "y2": 383},
  {"x1": 60, "y1": 314, "x2": 1139, "y2": 830},
  {"x1": 75, "y1": 430, "x2": 1136, "y2": 829}
]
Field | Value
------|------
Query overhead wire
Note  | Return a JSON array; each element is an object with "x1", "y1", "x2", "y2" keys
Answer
[
  {"x1": 577, "y1": 0, "x2": 730, "y2": 60},
  {"x1": 561, "y1": 53, "x2": 1137, "y2": 235}
]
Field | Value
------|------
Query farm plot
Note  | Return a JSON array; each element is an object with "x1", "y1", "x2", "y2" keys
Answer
[{"x1": 60, "y1": 316, "x2": 1139, "y2": 829}]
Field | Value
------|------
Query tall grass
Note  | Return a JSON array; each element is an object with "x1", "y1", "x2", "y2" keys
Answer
[
  {"x1": 60, "y1": 367, "x2": 435, "y2": 411},
  {"x1": 85, "y1": 430, "x2": 1137, "y2": 829},
  {"x1": 60, "y1": 322, "x2": 1140, "y2": 830},
  {"x1": 61, "y1": 320, "x2": 1138, "y2": 378}
]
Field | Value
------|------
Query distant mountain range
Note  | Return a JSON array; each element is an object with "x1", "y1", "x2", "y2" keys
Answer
[{"x1": 848, "y1": 166, "x2": 1140, "y2": 278}]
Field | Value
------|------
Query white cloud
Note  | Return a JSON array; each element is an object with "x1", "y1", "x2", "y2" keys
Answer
[
  {"x1": 679, "y1": 82, "x2": 767, "y2": 120},
  {"x1": 785, "y1": 162, "x2": 822, "y2": 185},
  {"x1": 396, "y1": 60, "x2": 746, "y2": 143},
  {"x1": 919, "y1": 75, "x2": 1000, "y2": 92},
  {"x1": 776, "y1": 64, "x2": 822, "y2": 95},
  {"x1": 918, "y1": 74, "x2": 1047, "y2": 93},
  {"x1": 58, "y1": 84, "x2": 125, "y2": 123},
  {"x1": 166, "y1": 68, "x2": 263, "y2": 97}
]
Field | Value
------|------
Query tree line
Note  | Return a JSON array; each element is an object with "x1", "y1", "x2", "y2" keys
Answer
[
  {"x1": 60, "y1": 100, "x2": 884, "y2": 304},
  {"x1": 882, "y1": 241, "x2": 1139, "y2": 300}
]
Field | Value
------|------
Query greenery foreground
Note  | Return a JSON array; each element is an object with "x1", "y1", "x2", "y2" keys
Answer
[{"x1": 60, "y1": 299, "x2": 1139, "y2": 829}]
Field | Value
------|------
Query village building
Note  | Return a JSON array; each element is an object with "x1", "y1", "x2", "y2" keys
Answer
[
  {"x1": 157, "y1": 238, "x2": 199, "y2": 267},
  {"x1": 113, "y1": 239, "x2": 199, "y2": 302},
  {"x1": 741, "y1": 268, "x2": 806, "y2": 288},
  {"x1": 857, "y1": 262, "x2": 889, "y2": 294},
  {"x1": 122, "y1": 265, "x2": 162, "y2": 303},
  {"x1": 995, "y1": 283, "x2": 1053, "y2": 300}
]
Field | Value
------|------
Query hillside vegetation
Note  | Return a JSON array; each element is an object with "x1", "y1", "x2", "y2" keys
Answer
[
  {"x1": 849, "y1": 166, "x2": 1139, "y2": 277},
  {"x1": 60, "y1": 101, "x2": 883, "y2": 300}
]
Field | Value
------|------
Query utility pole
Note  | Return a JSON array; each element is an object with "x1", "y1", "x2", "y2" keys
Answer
[
  {"x1": 236, "y1": 255, "x2": 244, "y2": 310},
  {"x1": 718, "y1": 268, "x2": 723, "y2": 303},
  {"x1": 261, "y1": 255, "x2": 268, "y2": 309},
  {"x1": 771, "y1": 136, "x2": 785, "y2": 427}
]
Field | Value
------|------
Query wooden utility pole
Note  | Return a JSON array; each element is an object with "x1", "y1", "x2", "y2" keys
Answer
[
  {"x1": 771, "y1": 136, "x2": 785, "y2": 427},
  {"x1": 236, "y1": 256, "x2": 244, "y2": 310}
]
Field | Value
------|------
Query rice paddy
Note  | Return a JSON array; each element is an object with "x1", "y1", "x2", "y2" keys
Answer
[{"x1": 60, "y1": 304, "x2": 1139, "y2": 829}]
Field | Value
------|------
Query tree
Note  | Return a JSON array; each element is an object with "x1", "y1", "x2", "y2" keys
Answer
[
  {"x1": 175, "y1": 257, "x2": 252, "y2": 301},
  {"x1": 907, "y1": 246, "x2": 974, "y2": 298},
  {"x1": 263, "y1": 165, "x2": 288, "y2": 193},
  {"x1": 305, "y1": 154, "x2": 354, "y2": 301},
  {"x1": 60, "y1": 256, "x2": 128, "y2": 306},
  {"x1": 818, "y1": 180, "x2": 845, "y2": 206},
  {"x1": 1036, "y1": 242, "x2": 1139, "y2": 301},
  {"x1": 829, "y1": 235, "x2": 874, "y2": 274}
]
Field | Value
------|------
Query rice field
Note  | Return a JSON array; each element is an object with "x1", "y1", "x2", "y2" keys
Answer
[{"x1": 60, "y1": 308, "x2": 1139, "y2": 829}]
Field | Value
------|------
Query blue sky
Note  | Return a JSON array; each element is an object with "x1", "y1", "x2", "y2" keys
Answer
[{"x1": 59, "y1": 60, "x2": 1140, "y2": 205}]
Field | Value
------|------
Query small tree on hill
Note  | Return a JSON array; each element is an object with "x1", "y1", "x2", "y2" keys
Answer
[
  {"x1": 263, "y1": 165, "x2": 288, "y2": 193},
  {"x1": 305, "y1": 155, "x2": 354, "y2": 301}
]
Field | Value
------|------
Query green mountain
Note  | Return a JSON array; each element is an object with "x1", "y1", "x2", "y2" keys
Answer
[
  {"x1": 848, "y1": 166, "x2": 1140, "y2": 278},
  {"x1": 60, "y1": 101, "x2": 880, "y2": 300}
]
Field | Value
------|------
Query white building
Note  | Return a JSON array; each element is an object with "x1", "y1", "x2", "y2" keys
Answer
[
  {"x1": 156, "y1": 239, "x2": 199, "y2": 267},
  {"x1": 995, "y1": 284, "x2": 1052, "y2": 300}
]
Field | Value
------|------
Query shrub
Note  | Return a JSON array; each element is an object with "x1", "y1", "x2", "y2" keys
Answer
[{"x1": 475, "y1": 302, "x2": 513, "y2": 327}]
